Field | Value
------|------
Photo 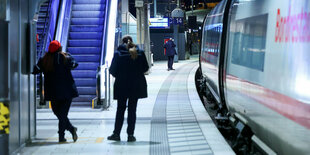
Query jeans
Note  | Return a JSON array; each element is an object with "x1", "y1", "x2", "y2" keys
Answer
[
  {"x1": 51, "y1": 99, "x2": 74, "y2": 136},
  {"x1": 113, "y1": 98, "x2": 138, "y2": 135},
  {"x1": 168, "y1": 55, "x2": 174, "y2": 69}
]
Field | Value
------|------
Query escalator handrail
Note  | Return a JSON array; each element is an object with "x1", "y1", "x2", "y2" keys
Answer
[
  {"x1": 96, "y1": 0, "x2": 111, "y2": 105},
  {"x1": 40, "y1": 1, "x2": 52, "y2": 58},
  {"x1": 55, "y1": 0, "x2": 72, "y2": 51},
  {"x1": 100, "y1": 0, "x2": 110, "y2": 66}
]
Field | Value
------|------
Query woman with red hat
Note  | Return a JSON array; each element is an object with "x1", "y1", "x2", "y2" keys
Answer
[{"x1": 32, "y1": 40, "x2": 79, "y2": 143}]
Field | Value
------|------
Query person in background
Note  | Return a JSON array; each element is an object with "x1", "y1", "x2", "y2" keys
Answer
[
  {"x1": 32, "y1": 40, "x2": 79, "y2": 143},
  {"x1": 189, "y1": 39, "x2": 193, "y2": 55},
  {"x1": 108, "y1": 35, "x2": 149, "y2": 142},
  {"x1": 164, "y1": 38, "x2": 177, "y2": 71}
]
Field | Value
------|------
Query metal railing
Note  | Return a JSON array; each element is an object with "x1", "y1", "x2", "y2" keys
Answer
[{"x1": 55, "y1": 0, "x2": 72, "y2": 50}]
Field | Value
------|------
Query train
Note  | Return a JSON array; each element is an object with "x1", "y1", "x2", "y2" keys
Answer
[{"x1": 197, "y1": 0, "x2": 310, "y2": 154}]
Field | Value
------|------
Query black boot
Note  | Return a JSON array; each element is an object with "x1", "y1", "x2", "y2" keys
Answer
[
  {"x1": 127, "y1": 135, "x2": 136, "y2": 142},
  {"x1": 107, "y1": 133, "x2": 121, "y2": 141},
  {"x1": 70, "y1": 127, "x2": 78, "y2": 142},
  {"x1": 59, "y1": 133, "x2": 67, "y2": 143}
]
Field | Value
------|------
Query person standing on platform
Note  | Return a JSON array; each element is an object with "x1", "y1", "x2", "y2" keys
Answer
[
  {"x1": 188, "y1": 39, "x2": 193, "y2": 55},
  {"x1": 32, "y1": 40, "x2": 79, "y2": 143},
  {"x1": 108, "y1": 35, "x2": 149, "y2": 142},
  {"x1": 164, "y1": 38, "x2": 177, "y2": 71}
]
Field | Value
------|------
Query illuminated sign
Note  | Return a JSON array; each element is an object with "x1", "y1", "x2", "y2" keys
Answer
[{"x1": 149, "y1": 18, "x2": 169, "y2": 28}]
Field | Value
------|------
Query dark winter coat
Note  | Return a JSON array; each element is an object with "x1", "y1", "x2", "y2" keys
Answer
[
  {"x1": 32, "y1": 52, "x2": 79, "y2": 101},
  {"x1": 109, "y1": 44, "x2": 149, "y2": 99},
  {"x1": 164, "y1": 40, "x2": 176, "y2": 56}
]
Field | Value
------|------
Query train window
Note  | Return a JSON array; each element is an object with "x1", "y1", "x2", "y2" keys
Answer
[
  {"x1": 202, "y1": 23, "x2": 222, "y2": 64},
  {"x1": 229, "y1": 14, "x2": 268, "y2": 71},
  {"x1": 201, "y1": 0, "x2": 226, "y2": 65}
]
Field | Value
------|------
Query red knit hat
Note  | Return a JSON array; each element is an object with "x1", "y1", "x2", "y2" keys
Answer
[{"x1": 48, "y1": 40, "x2": 61, "y2": 53}]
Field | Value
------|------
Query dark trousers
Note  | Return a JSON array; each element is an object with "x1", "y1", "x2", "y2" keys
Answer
[
  {"x1": 51, "y1": 99, "x2": 74, "y2": 135},
  {"x1": 168, "y1": 55, "x2": 174, "y2": 69},
  {"x1": 113, "y1": 98, "x2": 138, "y2": 135}
]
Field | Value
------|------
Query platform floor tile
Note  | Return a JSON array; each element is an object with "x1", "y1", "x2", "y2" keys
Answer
[{"x1": 19, "y1": 56, "x2": 234, "y2": 155}]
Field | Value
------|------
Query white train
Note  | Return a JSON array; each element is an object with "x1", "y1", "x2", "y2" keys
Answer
[{"x1": 198, "y1": 0, "x2": 310, "y2": 154}]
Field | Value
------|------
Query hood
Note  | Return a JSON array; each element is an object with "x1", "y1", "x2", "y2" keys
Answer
[{"x1": 117, "y1": 44, "x2": 128, "y2": 52}]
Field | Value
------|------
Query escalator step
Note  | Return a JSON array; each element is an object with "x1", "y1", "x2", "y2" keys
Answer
[
  {"x1": 69, "y1": 32, "x2": 103, "y2": 39},
  {"x1": 67, "y1": 47, "x2": 101, "y2": 54},
  {"x1": 77, "y1": 87, "x2": 96, "y2": 95},
  {"x1": 72, "y1": 70, "x2": 97, "y2": 78},
  {"x1": 39, "y1": 7, "x2": 48, "y2": 12},
  {"x1": 76, "y1": 62, "x2": 100, "y2": 70},
  {"x1": 37, "y1": 30, "x2": 43, "y2": 34},
  {"x1": 41, "y1": 3, "x2": 49, "y2": 6},
  {"x1": 71, "y1": 102, "x2": 91, "y2": 107},
  {"x1": 68, "y1": 40, "x2": 102, "y2": 47},
  {"x1": 71, "y1": 11, "x2": 104, "y2": 18},
  {"x1": 73, "y1": 95, "x2": 96, "y2": 102},
  {"x1": 72, "y1": 4, "x2": 106, "y2": 11},
  {"x1": 39, "y1": 12, "x2": 47, "y2": 17},
  {"x1": 70, "y1": 25, "x2": 103, "y2": 32},
  {"x1": 72, "y1": 55, "x2": 101, "y2": 62},
  {"x1": 71, "y1": 18, "x2": 104, "y2": 25},
  {"x1": 73, "y1": 0, "x2": 105, "y2": 4},
  {"x1": 37, "y1": 25, "x2": 45, "y2": 29},
  {"x1": 75, "y1": 78, "x2": 97, "y2": 86}
]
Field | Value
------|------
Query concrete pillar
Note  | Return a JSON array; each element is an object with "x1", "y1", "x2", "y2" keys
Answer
[
  {"x1": 121, "y1": 0, "x2": 129, "y2": 36},
  {"x1": 173, "y1": 24, "x2": 179, "y2": 62},
  {"x1": 136, "y1": 0, "x2": 151, "y2": 69},
  {"x1": 154, "y1": 0, "x2": 156, "y2": 17},
  {"x1": 171, "y1": 8, "x2": 184, "y2": 62}
]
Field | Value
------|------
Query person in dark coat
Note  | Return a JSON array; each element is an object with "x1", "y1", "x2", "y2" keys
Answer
[
  {"x1": 108, "y1": 35, "x2": 149, "y2": 142},
  {"x1": 32, "y1": 40, "x2": 79, "y2": 143},
  {"x1": 164, "y1": 38, "x2": 177, "y2": 71}
]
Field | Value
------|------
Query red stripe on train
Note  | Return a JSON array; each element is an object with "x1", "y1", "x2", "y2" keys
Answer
[{"x1": 226, "y1": 75, "x2": 310, "y2": 129}]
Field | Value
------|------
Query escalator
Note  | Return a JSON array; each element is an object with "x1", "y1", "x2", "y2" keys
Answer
[
  {"x1": 67, "y1": 0, "x2": 108, "y2": 106},
  {"x1": 36, "y1": 1, "x2": 52, "y2": 106},
  {"x1": 36, "y1": 1, "x2": 50, "y2": 56}
]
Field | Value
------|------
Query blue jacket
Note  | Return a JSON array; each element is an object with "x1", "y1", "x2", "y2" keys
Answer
[
  {"x1": 33, "y1": 52, "x2": 79, "y2": 101},
  {"x1": 164, "y1": 40, "x2": 176, "y2": 56},
  {"x1": 109, "y1": 44, "x2": 149, "y2": 99}
]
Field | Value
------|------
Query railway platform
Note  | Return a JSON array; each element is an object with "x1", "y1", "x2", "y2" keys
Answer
[{"x1": 18, "y1": 56, "x2": 234, "y2": 155}]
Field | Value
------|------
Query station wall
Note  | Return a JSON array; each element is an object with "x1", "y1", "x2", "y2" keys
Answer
[
  {"x1": 150, "y1": 31, "x2": 186, "y2": 61},
  {"x1": 0, "y1": 0, "x2": 47, "y2": 154}
]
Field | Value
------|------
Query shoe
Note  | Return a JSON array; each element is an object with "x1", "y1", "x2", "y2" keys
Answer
[
  {"x1": 127, "y1": 135, "x2": 136, "y2": 142},
  {"x1": 59, "y1": 137, "x2": 67, "y2": 143},
  {"x1": 59, "y1": 133, "x2": 66, "y2": 143},
  {"x1": 108, "y1": 133, "x2": 120, "y2": 141},
  {"x1": 170, "y1": 68, "x2": 175, "y2": 70},
  {"x1": 167, "y1": 68, "x2": 170, "y2": 71},
  {"x1": 70, "y1": 127, "x2": 78, "y2": 142}
]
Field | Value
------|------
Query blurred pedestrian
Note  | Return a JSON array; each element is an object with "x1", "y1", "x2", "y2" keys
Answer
[
  {"x1": 189, "y1": 39, "x2": 193, "y2": 55},
  {"x1": 32, "y1": 40, "x2": 79, "y2": 143},
  {"x1": 108, "y1": 35, "x2": 149, "y2": 142},
  {"x1": 164, "y1": 38, "x2": 177, "y2": 71}
]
